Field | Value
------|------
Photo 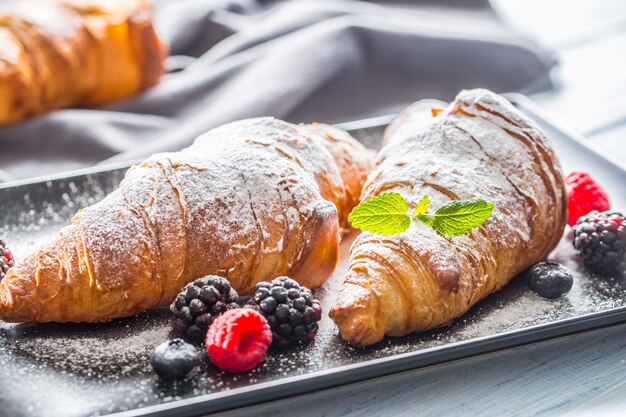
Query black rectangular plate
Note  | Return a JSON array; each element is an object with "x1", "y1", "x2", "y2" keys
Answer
[{"x1": 0, "y1": 94, "x2": 625, "y2": 417}]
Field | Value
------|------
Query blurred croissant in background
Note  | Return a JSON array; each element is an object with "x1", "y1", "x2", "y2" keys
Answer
[{"x1": 0, "y1": 0, "x2": 166, "y2": 126}]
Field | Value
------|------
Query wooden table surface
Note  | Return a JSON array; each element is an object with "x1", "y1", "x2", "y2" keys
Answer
[{"x1": 214, "y1": 1, "x2": 626, "y2": 416}]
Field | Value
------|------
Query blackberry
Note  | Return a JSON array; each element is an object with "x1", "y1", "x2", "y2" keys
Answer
[
  {"x1": 151, "y1": 339, "x2": 200, "y2": 380},
  {"x1": 248, "y1": 276, "x2": 322, "y2": 347},
  {"x1": 170, "y1": 275, "x2": 239, "y2": 340},
  {"x1": 0, "y1": 239, "x2": 15, "y2": 281},
  {"x1": 526, "y1": 262, "x2": 573, "y2": 299},
  {"x1": 573, "y1": 210, "x2": 626, "y2": 276}
]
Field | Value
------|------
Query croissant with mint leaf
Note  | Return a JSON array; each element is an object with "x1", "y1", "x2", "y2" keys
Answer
[
  {"x1": 0, "y1": 118, "x2": 372, "y2": 322},
  {"x1": 330, "y1": 89, "x2": 567, "y2": 346}
]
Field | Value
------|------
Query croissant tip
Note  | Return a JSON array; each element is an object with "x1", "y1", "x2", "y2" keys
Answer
[{"x1": 330, "y1": 303, "x2": 382, "y2": 347}]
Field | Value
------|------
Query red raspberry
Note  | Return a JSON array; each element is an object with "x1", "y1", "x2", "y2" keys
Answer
[
  {"x1": 565, "y1": 172, "x2": 610, "y2": 226},
  {"x1": 206, "y1": 308, "x2": 272, "y2": 373}
]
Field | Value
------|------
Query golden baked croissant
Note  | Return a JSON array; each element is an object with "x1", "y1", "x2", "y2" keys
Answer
[
  {"x1": 330, "y1": 89, "x2": 567, "y2": 346},
  {"x1": 0, "y1": 118, "x2": 372, "y2": 323},
  {"x1": 0, "y1": 0, "x2": 165, "y2": 126}
]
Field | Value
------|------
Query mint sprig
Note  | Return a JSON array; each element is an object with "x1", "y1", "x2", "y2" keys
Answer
[{"x1": 348, "y1": 192, "x2": 494, "y2": 237}]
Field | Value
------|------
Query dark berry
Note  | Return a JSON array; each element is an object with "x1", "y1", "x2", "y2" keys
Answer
[
  {"x1": 573, "y1": 211, "x2": 626, "y2": 276},
  {"x1": 275, "y1": 304, "x2": 290, "y2": 322},
  {"x1": 565, "y1": 172, "x2": 610, "y2": 226},
  {"x1": 270, "y1": 286, "x2": 288, "y2": 303},
  {"x1": 0, "y1": 239, "x2": 15, "y2": 281},
  {"x1": 151, "y1": 339, "x2": 200, "y2": 380},
  {"x1": 170, "y1": 275, "x2": 239, "y2": 340},
  {"x1": 254, "y1": 287, "x2": 270, "y2": 303},
  {"x1": 248, "y1": 276, "x2": 322, "y2": 347},
  {"x1": 189, "y1": 299, "x2": 208, "y2": 316},
  {"x1": 526, "y1": 262, "x2": 573, "y2": 299},
  {"x1": 206, "y1": 309, "x2": 272, "y2": 373},
  {"x1": 260, "y1": 297, "x2": 277, "y2": 313}
]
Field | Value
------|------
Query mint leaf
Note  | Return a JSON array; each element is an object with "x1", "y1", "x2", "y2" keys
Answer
[
  {"x1": 416, "y1": 213, "x2": 434, "y2": 226},
  {"x1": 429, "y1": 199, "x2": 494, "y2": 236},
  {"x1": 349, "y1": 193, "x2": 494, "y2": 237},
  {"x1": 348, "y1": 192, "x2": 411, "y2": 235},
  {"x1": 414, "y1": 195, "x2": 430, "y2": 216}
]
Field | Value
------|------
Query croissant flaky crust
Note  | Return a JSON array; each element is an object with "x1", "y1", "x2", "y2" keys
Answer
[
  {"x1": 330, "y1": 89, "x2": 567, "y2": 346},
  {"x1": 0, "y1": 118, "x2": 372, "y2": 323},
  {"x1": 0, "y1": 0, "x2": 165, "y2": 126}
]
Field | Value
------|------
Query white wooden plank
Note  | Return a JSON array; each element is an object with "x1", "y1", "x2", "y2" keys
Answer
[{"x1": 566, "y1": 380, "x2": 626, "y2": 417}]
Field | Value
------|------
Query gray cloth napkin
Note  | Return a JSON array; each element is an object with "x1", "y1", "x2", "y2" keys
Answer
[{"x1": 0, "y1": 0, "x2": 555, "y2": 182}]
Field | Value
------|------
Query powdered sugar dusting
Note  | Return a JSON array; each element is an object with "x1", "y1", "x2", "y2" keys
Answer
[{"x1": 71, "y1": 117, "x2": 341, "y2": 296}]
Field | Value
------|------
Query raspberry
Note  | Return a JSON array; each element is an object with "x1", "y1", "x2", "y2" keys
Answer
[
  {"x1": 170, "y1": 275, "x2": 239, "y2": 340},
  {"x1": 565, "y1": 172, "x2": 610, "y2": 226},
  {"x1": 206, "y1": 308, "x2": 272, "y2": 373},
  {"x1": 573, "y1": 210, "x2": 626, "y2": 276}
]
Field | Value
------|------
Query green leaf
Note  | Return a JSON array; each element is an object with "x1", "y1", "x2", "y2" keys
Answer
[
  {"x1": 414, "y1": 195, "x2": 430, "y2": 216},
  {"x1": 348, "y1": 192, "x2": 411, "y2": 235},
  {"x1": 416, "y1": 213, "x2": 434, "y2": 226},
  {"x1": 429, "y1": 199, "x2": 494, "y2": 236}
]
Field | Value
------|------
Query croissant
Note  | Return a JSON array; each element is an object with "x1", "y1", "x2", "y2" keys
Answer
[
  {"x1": 0, "y1": 118, "x2": 372, "y2": 323},
  {"x1": 330, "y1": 89, "x2": 567, "y2": 346},
  {"x1": 0, "y1": 0, "x2": 165, "y2": 126}
]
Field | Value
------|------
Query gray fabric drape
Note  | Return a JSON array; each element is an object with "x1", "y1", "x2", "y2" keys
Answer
[{"x1": 0, "y1": 0, "x2": 554, "y2": 182}]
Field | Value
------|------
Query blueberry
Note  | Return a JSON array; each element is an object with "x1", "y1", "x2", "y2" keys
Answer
[
  {"x1": 151, "y1": 339, "x2": 200, "y2": 380},
  {"x1": 527, "y1": 262, "x2": 573, "y2": 299}
]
